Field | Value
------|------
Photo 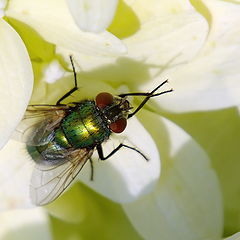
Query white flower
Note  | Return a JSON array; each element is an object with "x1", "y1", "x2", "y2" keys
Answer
[
  {"x1": 0, "y1": 17, "x2": 33, "y2": 150},
  {"x1": 225, "y1": 233, "x2": 240, "y2": 240},
  {"x1": 5, "y1": 0, "x2": 126, "y2": 56},
  {"x1": 0, "y1": 0, "x2": 240, "y2": 239},
  {"x1": 0, "y1": 208, "x2": 51, "y2": 240}
]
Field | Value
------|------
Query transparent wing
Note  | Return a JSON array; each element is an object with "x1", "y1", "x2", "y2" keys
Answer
[
  {"x1": 13, "y1": 105, "x2": 69, "y2": 146},
  {"x1": 30, "y1": 148, "x2": 94, "y2": 206}
]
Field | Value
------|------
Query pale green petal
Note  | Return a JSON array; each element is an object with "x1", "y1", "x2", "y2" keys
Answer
[
  {"x1": 225, "y1": 233, "x2": 240, "y2": 240},
  {"x1": 66, "y1": 0, "x2": 118, "y2": 33},
  {"x1": 0, "y1": 19, "x2": 33, "y2": 149},
  {"x1": 0, "y1": 140, "x2": 33, "y2": 210},
  {"x1": 133, "y1": 0, "x2": 240, "y2": 112},
  {"x1": 79, "y1": 116, "x2": 160, "y2": 203},
  {"x1": 0, "y1": 0, "x2": 6, "y2": 17},
  {"x1": 47, "y1": 183, "x2": 142, "y2": 239},
  {"x1": 172, "y1": 107, "x2": 240, "y2": 235},
  {"x1": 70, "y1": 0, "x2": 240, "y2": 112},
  {"x1": 123, "y1": 2, "x2": 208, "y2": 64},
  {"x1": 6, "y1": 0, "x2": 126, "y2": 56},
  {"x1": 123, "y1": 110, "x2": 223, "y2": 240},
  {"x1": 42, "y1": 60, "x2": 65, "y2": 84},
  {"x1": 60, "y1": 0, "x2": 208, "y2": 71},
  {"x1": 55, "y1": 45, "x2": 117, "y2": 71},
  {"x1": 124, "y1": 0, "x2": 194, "y2": 19},
  {"x1": 0, "y1": 208, "x2": 51, "y2": 240}
]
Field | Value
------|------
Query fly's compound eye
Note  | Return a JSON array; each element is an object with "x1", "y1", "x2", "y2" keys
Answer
[
  {"x1": 96, "y1": 92, "x2": 113, "y2": 109},
  {"x1": 110, "y1": 118, "x2": 127, "y2": 133}
]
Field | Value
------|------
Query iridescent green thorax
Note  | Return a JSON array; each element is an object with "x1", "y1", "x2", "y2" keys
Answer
[
  {"x1": 59, "y1": 100, "x2": 111, "y2": 148},
  {"x1": 28, "y1": 101, "x2": 112, "y2": 164}
]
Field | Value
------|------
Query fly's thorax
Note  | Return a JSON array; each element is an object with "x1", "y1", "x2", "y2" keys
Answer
[{"x1": 59, "y1": 100, "x2": 111, "y2": 149}]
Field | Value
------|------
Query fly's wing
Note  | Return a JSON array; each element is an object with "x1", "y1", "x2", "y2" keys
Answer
[
  {"x1": 13, "y1": 105, "x2": 69, "y2": 146},
  {"x1": 30, "y1": 148, "x2": 94, "y2": 206}
]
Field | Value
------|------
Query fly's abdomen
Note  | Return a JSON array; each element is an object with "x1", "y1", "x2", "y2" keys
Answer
[
  {"x1": 27, "y1": 141, "x2": 69, "y2": 165},
  {"x1": 61, "y1": 101, "x2": 111, "y2": 148}
]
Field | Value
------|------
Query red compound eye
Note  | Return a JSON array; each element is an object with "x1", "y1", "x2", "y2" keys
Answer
[
  {"x1": 110, "y1": 118, "x2": 127, "y2": 133},
  {"x1": 96, "y1": 92, "x2": 113, "y2": 108}
]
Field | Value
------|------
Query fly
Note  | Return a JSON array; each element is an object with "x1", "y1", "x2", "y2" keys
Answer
[{"x1": 15, "y1": 56, "x2": 173, "y2": 206}]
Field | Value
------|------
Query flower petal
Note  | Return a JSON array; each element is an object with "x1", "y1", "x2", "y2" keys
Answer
[
  {"x1": 0, "y1": 208, "x2": 51, "y2": 240},
  {"x1": 0, "y1": 19, "x2": 33, "y2": 149},
  {"x1": 47, "y1": 183, "x2": 142, "y2": 238},
  {"x1": 66, "y1": 0, "x2": 118, "y2": 33},
  {"x1": 135, "y1": 0, "x2": 240, "y2": 112},
  {"x1": 0, "y1": 140, "x2": 34, "y2": 211},
  {"x1": 124, "y1": 0, "x2": 208, "y2": 59},
  {"x1": 0, "y1": 0, "x2": 6, "y2": 17},
  {"x1": 65, "y1": 0, "x2": 240, "y2": 112},
  {"x1": 177, "y1": 108, "x2": 240, "y2": 235},
  {"x1": 79, "y1": 116, "x2": 160, "y2": 203},
  {"x1": 123, "y1": 110, "x2": 223, "y2": 240},
  {"x1": 225, "y1": 233, "x2": 240, "y2": 240},
  {"x1": 42, "y1": 60, "x2": 65, "y2": 84},
  {"x1": 57, "y1": 1, "x2": 209, "y2": 72},
  {"x1": 6, "y1": 0, "x2": 126, "y2": 56}
]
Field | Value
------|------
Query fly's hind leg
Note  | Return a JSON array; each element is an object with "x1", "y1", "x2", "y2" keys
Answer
[
  {"x1": 56, "y1": 56, "x2": 79, "y2": 105},
  {"x1": 89, "y1": 158, "x2": 94, "y2": 181},
  {"x1": 96, "y1": 144, "x2": 148, "y2": 161}
]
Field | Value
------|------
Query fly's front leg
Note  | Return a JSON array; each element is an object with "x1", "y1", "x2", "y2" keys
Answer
[
  {"x1": 118, "y1": 80, "x2": 173, "y2": 118},
  {"x1": 96, "y1": 144, "x2": 148, "y2": 161},
  {"x1": 56, "y1": 56, "x2": 79, "y2": 105}
]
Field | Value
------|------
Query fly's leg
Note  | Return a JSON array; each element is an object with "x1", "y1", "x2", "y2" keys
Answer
[
  {"x1": 89, "y1": 158, "x2": 94, "y2": 181},
  {"x1": 118, "y1": 80, "x2": 173, "y2": 118},
  {"x1": 56, "y1": 56, "x2": 78, "y2": 105},
  {"x1": 96, "y1": 144, "x2": 148, "y2": 161}
]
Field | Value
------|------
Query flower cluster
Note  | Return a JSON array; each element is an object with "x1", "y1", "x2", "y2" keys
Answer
[{"x1": 0, "y1": 0, "x2": 240, "y2": 239}]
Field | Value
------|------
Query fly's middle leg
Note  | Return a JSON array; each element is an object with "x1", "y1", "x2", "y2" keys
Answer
[{"x1": 89, "y1": 158, "x2": 94, "y2": 181}]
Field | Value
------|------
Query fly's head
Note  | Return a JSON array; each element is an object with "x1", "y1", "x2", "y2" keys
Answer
[{"x1": 95, "y1": 92, "x2": 132, "y2": 133}]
